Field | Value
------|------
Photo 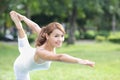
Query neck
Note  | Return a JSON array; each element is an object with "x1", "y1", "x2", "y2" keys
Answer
[{"x1": 42, "y1": 42, "x2": 55, "y2": 52}]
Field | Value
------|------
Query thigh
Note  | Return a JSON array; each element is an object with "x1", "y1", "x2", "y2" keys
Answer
[
  {"x1": 14, "y1": 67, "x2": 30, "y2": 80},
  {"x1": 18, "y1": 35, "x2": 32, "y2": 54},
  {"x1": 18, "y1": 35, "x2": 30, "y2": 48}
]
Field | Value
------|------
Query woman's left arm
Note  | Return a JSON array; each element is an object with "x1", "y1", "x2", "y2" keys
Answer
[
  {"x1": 15, "y1": 11, "x2": 41, "y2": 35},
  {"x1": 36, "y1": 49, "x2": 95, "y2": 67},
  {"x1": 57, "y1": 54, "x2": 95, "y2": 67},
  {"x1": 21, "y1": 16, "x2": 41, "y2": 35}
]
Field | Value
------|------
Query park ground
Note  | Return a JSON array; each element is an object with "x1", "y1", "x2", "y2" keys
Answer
[{"x1": 0, "y1": 40, "x2": 120, "y2": 80}]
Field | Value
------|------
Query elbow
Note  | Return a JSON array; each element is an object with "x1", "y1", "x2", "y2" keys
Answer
[
  {"x1": 42, "y1": 54, "x2": 67, "y2": 62},
  {"x1": 57, "y1": 54, "x2": 67, "y2": 61}
]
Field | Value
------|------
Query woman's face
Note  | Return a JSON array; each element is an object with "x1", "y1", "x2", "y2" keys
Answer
[{"x1": 47, "y1": 29, "x2": 64, "y2": 48}]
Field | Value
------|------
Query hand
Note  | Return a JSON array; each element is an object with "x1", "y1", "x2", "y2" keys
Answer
[
  {"x1": 10, "y1": 11, "x2": 23, "y2": 30},
  {"x1": 78, "y1": 59, "x2": 95, "y2": 67},
  {"x1": 16, "y1": 12, "x2": 25, "y2": 21},
  {"x1": 10, "y1": 11, "x2": 20, "y2": 22},
  {"x1": 10, "y1": 11, "x2": 25, "y2": 21},
  {"x1": 83, "y1": 60, "x2": 95, "y2": 67}
]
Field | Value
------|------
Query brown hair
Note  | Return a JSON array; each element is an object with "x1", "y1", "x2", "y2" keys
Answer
[{"x1": 35, "y1": 22, "x2": 65, "y2": 47}]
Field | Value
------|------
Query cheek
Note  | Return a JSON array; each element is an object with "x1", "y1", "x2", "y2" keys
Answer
[{"x1": 49, "y1": 37, "x2": 56, "y2": 43}]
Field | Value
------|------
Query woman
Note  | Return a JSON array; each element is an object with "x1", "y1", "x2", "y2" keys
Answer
[{"x1": 10, "y1": 11, "x2": 95, "y2": 80}]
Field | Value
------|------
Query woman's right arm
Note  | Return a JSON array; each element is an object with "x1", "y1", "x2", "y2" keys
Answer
[{"x1": 15, "y1": 11, "x2": 41, "y2": 35}]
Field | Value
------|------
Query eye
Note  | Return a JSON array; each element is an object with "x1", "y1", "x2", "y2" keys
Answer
[
  {"x1": 55, "y1": 35, "x2": 59, "y2": 37},
  {"x1": 61, "y1": 35, "x2": 64, "y2": 37},
  {"x1": 54, "y1": 34, "x2": 64, "y2": 37}
]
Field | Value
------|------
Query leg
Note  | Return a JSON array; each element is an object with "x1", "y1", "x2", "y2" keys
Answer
[
  {"x1": 14, "y1": 56, "x2": 30, "y2": 80},
  {"x1": 17, "y1": 28, "x2": 26, "y2": 38},
  {"x1": 10, "y1": 11, "x2": 31, "y2": 80},
  {"x1": 10, "y1": 11, "x2": 25, "y2": 38},
  {"x1": 14, "y1": 68, "x2": 30, "y2": 80},
  {"x1": 14, "y1": 72, "x2": 30, "y2": 80},
  {"x1": 18, "y1": 33, "x2": 31, "y2": 50},
  {"x1": 10, "y1": 11, "x2": 31, "y2": 48}
]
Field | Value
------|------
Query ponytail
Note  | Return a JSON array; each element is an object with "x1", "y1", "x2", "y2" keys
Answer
[{"x1": 35, "y1": 27, "x2": 47, "y2": 47}]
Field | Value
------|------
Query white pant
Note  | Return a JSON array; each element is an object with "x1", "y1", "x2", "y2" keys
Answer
[
  {"x1": 14, "y1": 70, "x2": 30, "y2": 80},
  {"x1": 14, "y1": 36, "x2": 31, "y2": 80}
]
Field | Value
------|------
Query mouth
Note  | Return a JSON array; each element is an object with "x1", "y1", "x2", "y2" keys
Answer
[{"x1": 55, "y1": 42, "x2": 62, "y2": 46}]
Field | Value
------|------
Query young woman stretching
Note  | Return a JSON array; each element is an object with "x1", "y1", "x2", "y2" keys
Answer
[{"x1": 10, "y1": 11, "x2": 95, "y2": 80}]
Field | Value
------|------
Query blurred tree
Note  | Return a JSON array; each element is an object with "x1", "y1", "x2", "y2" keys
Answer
[
  {"x1": 77, "y1": 0, "x2": 104, "y2": 39},
  {"x1": 77, "y1": 0, "x2": 120, "y2": 38},
  {"x1": 93, "y1": 0, "x2": 120, "y2": 31},
  {"x1": 108, "y1": 0, "x2": 120, "y2": 32},
  {"x1": 0, "y1": 0, "x2": 41, "y2": 38},
  {"x1": 67, "y1": 0, "x2": 78, "y2": 44},
  {"x1": 0, "y1": 0, "x2": 120, "y2": 42},
  {"x1": 0, "y1": 0, "x2": 14, "y2": 37}
]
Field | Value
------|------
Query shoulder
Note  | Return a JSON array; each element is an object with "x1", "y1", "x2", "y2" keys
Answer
[{"x1": 35, "y1": 47, "x2": 50, "y2": 56}]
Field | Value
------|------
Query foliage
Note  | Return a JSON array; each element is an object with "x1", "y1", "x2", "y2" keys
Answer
[
  {"x1": 0, "y1": 32, "x2": 4, "y2": 40},
  {"x1": 74, "y1": 30, "x2": 80, "y2": 40},
  {"x1": 84, "y1": 30, "x2": 96, "y2": 39},
  {"x1": 28, "y1": 33, "x2": 37, "y2": 43},
  {"x1": 107, "y1": 32, "x2": 120, "y2": 43},
  {"x1": 95, "y1": 35, "x2": 106, "y2": 42},
  {"x1": 96, "y1": 31, "x2": 110, "y2": 37},
  {"x1": 0, "y1": 0, "x2": 120, "y2": 45}
]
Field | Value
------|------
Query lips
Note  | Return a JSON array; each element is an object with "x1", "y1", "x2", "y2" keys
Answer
[{"x1": 55, "y1": 42, "x2": 62, "y2": 46}]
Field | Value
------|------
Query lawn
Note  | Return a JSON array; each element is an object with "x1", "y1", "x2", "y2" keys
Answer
[{"x1": 0, "y1": 41, "x2": 120, "y2": 80}]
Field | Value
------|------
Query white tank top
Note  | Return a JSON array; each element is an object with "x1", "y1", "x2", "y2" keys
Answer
[{"x1": 14, "y1": 47, "x2": 52, "y2": 71}]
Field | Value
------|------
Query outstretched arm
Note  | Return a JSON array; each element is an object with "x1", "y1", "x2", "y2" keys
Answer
[
  {"x1": 36, "y1": 49, "x2": 95, "y2": 67},
  {"x1": 12, "y1": 11, "x2": 41, "y2": 35}
]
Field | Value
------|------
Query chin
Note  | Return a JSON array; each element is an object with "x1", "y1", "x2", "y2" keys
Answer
[
  {"x1": 56, "y1": 46, "x2": 61, "y2": 48},
  {"x1": 55, "y1": 45, "x2": 62, "y2": 48}
]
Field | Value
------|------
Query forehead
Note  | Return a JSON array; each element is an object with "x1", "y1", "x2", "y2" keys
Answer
[{"x1": 51, "y1": 29, "x2": 64, "y2": 35}]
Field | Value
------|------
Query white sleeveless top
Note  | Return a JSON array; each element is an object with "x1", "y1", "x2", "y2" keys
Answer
[{"x1": 14, "y1": 36, "x2": 52, "y2": 72}]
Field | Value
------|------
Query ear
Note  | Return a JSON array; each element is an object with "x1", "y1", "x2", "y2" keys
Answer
[{"x1": 45, "y1": 33, "x2": 49, "y2": 40}]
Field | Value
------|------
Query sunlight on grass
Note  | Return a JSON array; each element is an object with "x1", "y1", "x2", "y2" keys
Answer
[{"x1": 0, "y1": 41, "x2": 120, "y2": 80}]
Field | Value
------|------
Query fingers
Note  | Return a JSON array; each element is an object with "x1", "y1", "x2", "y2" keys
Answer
[
  {"x1": 88, "y1": 61, "x2": 95, "y2": 67},
  {"x1": 10, "y1": 11, "x2": 19, "y2": 15},
  {"x1": 88, "y1": 62, "x2": 95, "y2": 67},
  {"x1": 9, "y1": 11, "x2": 17, "y2": 21},
  {"x1": 83, "y1": 60, "x2": 95, "y2": 67},
  {"x1": 9, "y1": 11, "x2": 21, "y2": 24},
  {"x1": 14, "y1": 11, "x2": 25, "y2": 21},
  {"x1": 15, "y1": 13, "x2": 22, "y2": 20},
  {"x1": 10, "y1": 11, "x2": 15, "y2": 15},
  {"x1": 10, "y1": 11, "x2": 23, "y2": 21},
  {"x1": 10, "y1": 11, "x2": 18, "y2": 18}
]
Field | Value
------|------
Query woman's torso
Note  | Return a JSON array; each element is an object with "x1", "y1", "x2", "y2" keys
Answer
[{"x1": 14, "y1": 47, "x2": 51, "y2": 71}]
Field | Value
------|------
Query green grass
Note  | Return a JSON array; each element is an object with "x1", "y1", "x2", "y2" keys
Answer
[{"x1": 0, "y1": 41, "x2": 120, "y2": 80}]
